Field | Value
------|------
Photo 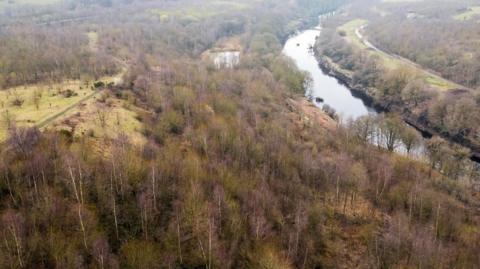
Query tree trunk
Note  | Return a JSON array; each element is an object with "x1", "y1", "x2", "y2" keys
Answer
[
  {"x1": 68, "y1": 165, "x2": 88, "y2": 250},
  {"x1": 177, "y1": 216, "x2": 183, "y2": 264},
  {"x1": 152, "y1": 167, "x2": 157, "y2": 211}
]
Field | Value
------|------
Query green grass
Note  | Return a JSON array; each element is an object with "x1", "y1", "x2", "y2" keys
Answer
[
  {"x1": 338, "y1": 19, "x2": 369, "y2": 50},
  {"x1": 51, "y1": 95, "x2": 146, "y2": 146},
  {"x1": 0, "y1": 82, "x2": 90, "y2": 140},
  {"x1": 453, "y1": 6, "x2": 480, "y2": 21},
  {"x1": 425, "y1": 75, "x2": 456, "y2": 90},
  {"x1": 86, "y1": 31, "x2": 98, "y2": 51},
  {"x1": 338, "y1": 19, "x2": 402, "y2": 70},
  {"x1": 0, "y1": 74, "x2": 122, "y2": 141}
]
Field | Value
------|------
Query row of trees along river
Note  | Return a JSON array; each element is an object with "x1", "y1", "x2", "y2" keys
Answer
[{"x1": 283, "y1": 13, "x2": 480, "y2": 184}]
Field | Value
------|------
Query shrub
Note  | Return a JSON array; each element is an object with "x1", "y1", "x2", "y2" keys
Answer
[
  {"x1": 94, "y1": 81, "x2": 106, "y2": 89},
  {"x1": 61, "y1": 89, "x2": 77, "y2": 98},
  {"x1": 153, "y1": 110, "x2": 186, "y2": 143}
]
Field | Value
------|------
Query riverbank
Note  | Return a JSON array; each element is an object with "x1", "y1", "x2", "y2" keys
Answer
[
  {"x1": 287, "y1": 98, "x2": 337, "y2": 131},
  {"x1": 316, "y1": 55, "x2": 381, "y2": 111},
  {"x1": 283, "y1": 28, "x2": 372, "y2": 119},
  {"x1": 315, "y1": 53, "x2": 480, "y2": 161}
]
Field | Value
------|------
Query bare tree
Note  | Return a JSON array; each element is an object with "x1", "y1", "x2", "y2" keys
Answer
[
  {"x1": 378, "y1": 116, "x2": 403, "y2": 152},
  {"x1": 401, "y1": 128, "x2": 421, "y2": 155},
  {"x1": 96, "y1": 104, "x2": 109, "y2": 128},
  {"x1": 1, "y1": 210, "x2": 25, "y2": 268}
]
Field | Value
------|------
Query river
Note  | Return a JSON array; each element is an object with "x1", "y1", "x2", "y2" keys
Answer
[
  {"x1": 282, "y1": 25, "x2": 429, "y2": 158},
  {"x1": 282, "y1": 22, "x2": 480, "y2": 171},
  {"x1": 283, "y1": 28, "x2": 374, "y2": 120}
]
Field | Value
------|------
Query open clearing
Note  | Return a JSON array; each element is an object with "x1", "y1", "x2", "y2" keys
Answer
[
  {"x1": 0, "y1": 27, "x2": 130, "y2": 142},
  {"x1": 338, "y1": 19, "x2": 463, "y2": 90},
  {"x1": 86, "y1": 31, "x2": 99, "y2": 51},
  {"x1": 0, "y1": 81, "x2": 96, "y2": 141},
  {"x1": 0, "y1": 73, "x2": 122, "y2": 141},
  {"x1": 149, "y1": 0, "x2": 250, "y2": 21},
  {"x1": 382, "y1": 0, "x2": 424, "y2": 2},
  {"x1": 453, "y1": 6, "x2": 480, "y2": 21},
  {"x1": 49, "y1": 93, "x2": 147, "y2": 146},
  {"x1": 338, "y1": 19, "x2": 369, "y2": 50},
  {"x1": 0, "y1": 0, "x2": 59, "y2": 10}
]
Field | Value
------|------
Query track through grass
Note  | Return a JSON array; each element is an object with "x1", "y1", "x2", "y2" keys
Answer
[{"x1": 338, "y1": 19, "x2": 464, "y2": 90}]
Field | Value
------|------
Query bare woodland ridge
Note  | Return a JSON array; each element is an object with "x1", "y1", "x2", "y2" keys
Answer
[{"x1": 0, "y1": 0, "x2": 478, "y2": 268}]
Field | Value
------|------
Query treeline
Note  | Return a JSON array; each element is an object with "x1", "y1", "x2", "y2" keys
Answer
[
  {"x1": 0, "y1": 0, "x2": 345, "y2": 89},
  {"x1": 348, "y1": 114, "x2": 477, "y2": 180},
  {"x1": 95, "y1": 0, "x2": 347, "y2": 60},
  {"x1": 0, "y1": 26, "x2": 117, "y2": 89}
]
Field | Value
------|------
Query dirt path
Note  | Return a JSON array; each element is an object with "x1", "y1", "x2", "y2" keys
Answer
[
  {"x1": 35, "y1": 90, "x2": 100, "y2": 129},
  {"x1": 35, "y1": 29, "x2": 128, "y2": 129},
  {"x1": 355, "y1": 25, "x2": 467, "y2": 90},
  {"x1": 36, "y1": 66, "x2": 127, "y2": 130}
]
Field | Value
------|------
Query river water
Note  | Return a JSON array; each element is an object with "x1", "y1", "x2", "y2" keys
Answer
[
  {"x1": 282, "y1": 18, "x2": 480, "y2": 182},
  {"x1": 282, "y1": 25, "x2": 480, "y2": 166},
  {"x1": 282, "y1": 26, "x2": 428, "y2": 158},
  {"x1": 283, "y1": 28, "x2": 374, "y2": 120}
]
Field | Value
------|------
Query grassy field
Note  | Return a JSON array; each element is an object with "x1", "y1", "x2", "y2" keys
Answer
[
  {"x1": 149, "y1": 0, "x2": 250, "y2": 21},
  {"x1": 0, "y1": 72, "x2": 139, "y2": 146},
  {"x1": 453, "y1": 6, "x2": 480, "y2": 21},
  {"x1": 338, "y1": 19, "x2": 402, "y2": 70},
  {"x1": 338, "y1": 19, "x2": 461, "y2": 90},
  {"x1": 0, "y1": 0, "x2": 59, "y2": 10},
  {"x1": 338, "y1": 19, "x2": 369, "y2": 50},
  {"x1": 86, "y1": 31, "x2": 99, "y2": 51},
  {"x1": 50, "y1": 94, "x2": 146, "y2": 146},
  {"x1": 0, "y1": 25, "x2": 132, "y2": 142},
  {"x1": 0, "y1": 74, "x2": 122, "y2": 141},
  {"x1": 381, "y1": 0, "x2": 424, "y2": 2}
]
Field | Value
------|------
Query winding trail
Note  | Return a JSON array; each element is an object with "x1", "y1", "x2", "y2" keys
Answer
[
  {"x1": 351, "y1": 25, "x2": 480, "y2": 162},
  {"x1": 355, "y1": 25, "x2": 467, "y2": 90}
]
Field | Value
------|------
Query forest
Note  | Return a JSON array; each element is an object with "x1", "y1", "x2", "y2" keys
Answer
[
  {"x1": 367, "y1": 1, "x2": 480, "y2": 89},
  {"x1": 0, "y1": 0, "x2": 479, "y2": 268}
]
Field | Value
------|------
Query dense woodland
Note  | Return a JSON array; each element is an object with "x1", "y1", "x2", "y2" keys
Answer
[
  {"x1": 0, "y1": 27, "x2": 118, "y2": 88},
  {"x1": 0, "y1": 0, "x2": 479, "y2": 268}
]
